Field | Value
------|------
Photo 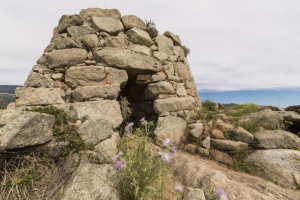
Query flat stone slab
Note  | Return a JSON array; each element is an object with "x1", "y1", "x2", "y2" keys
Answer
[
  {"x1": 93, "y1": 47, "x2": 162, "y2": 75},
  {"x1": 245, "y1": 149, "x2": 300, "y2": 189},
  {"x1": 211, "y1": 139, "x2": 248, "y2": 151},
  {"x1": 61, "y1": 164, "x2": 119, "y2": 200},
  {"x1": 46, "y1": 49, "x2": 88, "y2": 69},
  {"x1": 55, "y1": 100, "x2": 123, "y2": 129},
  {"x1": 91, "y1": 16, "x2": 124, "y2": 36},
  {"x1": 253, "y1": 130, "x2": 300, "y2": 149},
  {"x1": 0, "y1": 110, "x2": 54, "y2": 149},
  {"x1": 72, "y1": 85, "x2": 121, "y2": 102},
  {"x1": 153, "y1": 97, "x2": 195, "y2": 114}
]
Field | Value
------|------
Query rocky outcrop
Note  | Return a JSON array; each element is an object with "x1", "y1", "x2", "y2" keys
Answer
[
  {"x1": 245, "y1": 149, "x2": 300, "y2": 189},
  {"x1": 172, "y1": 153, "x2": 300, "y2": 200},
  {"x1": 0, "y1": 110, "x2": 55, "y2": 149}
]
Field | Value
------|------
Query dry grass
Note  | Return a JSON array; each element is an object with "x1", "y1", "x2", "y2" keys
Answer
[{"x1": 0, "y1": 149, "x2": 70, "y2": 200}]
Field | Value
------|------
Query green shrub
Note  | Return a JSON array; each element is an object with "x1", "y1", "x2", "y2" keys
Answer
[
  {"x1": 182, "y1": 45, "x2": 190, "y2": 56},
  {"x1": 226, "y1": 103, "x2": 267, "y2": 117},
  {"x1": 144, "y1": 19, "x2": 156, "y2": 28},
  {"x1": 202, "y1": 100, "x2": 217, "y2": 112},
  {"x1": 113, "y1": 119, "x2": 175, "y2": 199},
  {"x1": 239, "y1": 120, "x2": 261, "y2": 134}
]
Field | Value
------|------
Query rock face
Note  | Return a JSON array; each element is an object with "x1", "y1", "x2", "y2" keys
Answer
[
  {"x1": 253, "y1": 130, "x2": 300, "y2": 149},
  {"x1": 153, "y1": 97, "x2": 195, "y2": 114},
  {"x1": 121, "y1": 15, "x2": 147, "y2": 31},
  {"x1": 245, "y1": 149, "x2": 300, "y2": 189},
  {"x1": 172, "y1": 153, "x2": 300, "y2": 200},
  {"x1": 61, "y1": 164, "x2": 120, "y2": 200},
  {"x1": 126, "y1": 28, "x2": 153, "y2": 46},
  {"x1": 91, "y1": 16, "x2": 124, "y2": 35},
  {"x1": 240, "y1": 109, "x2": 284, "y2": 130},
  {"x1": 0, "y1": 110, "x2": 55, "y2": 149},
  {"x1": 154, "y1": 115, "x2": 186, "y2": 147}
]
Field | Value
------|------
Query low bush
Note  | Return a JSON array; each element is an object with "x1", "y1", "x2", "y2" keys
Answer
[
  {"x1": 225, "y1": 103, "x2": 267, "y2": 117},
  {"x1": 144, "y1": 19, "x2": 156, "y2": 28},
  {"x1": 182, "y1": 45, "x2": 190, "y2": 56},
  {"x1": 201, "y1": 100, "x2": 217, "y2": 112}
]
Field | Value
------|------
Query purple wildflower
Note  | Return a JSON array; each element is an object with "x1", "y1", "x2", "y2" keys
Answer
[
  {"x1": 163, "y1": 138, "x2": 174, "y2": 147},
  {"x1": 216, "y1": 188, "x2": 228, "y2": 200},
  {"x1": 125, "y1": 122, "x2": 134, "y2": 137},
  {"x1": 175, "y1": 185, "x2": 184, "y2": 193},
  {"x1": 161, "y1": 152, "x2": 171, "y2": 162},
  {"x1": 140, "y1": 117, "x2": 147, "y2": 126},
  {"x1": 116, "y1": 160, "x2": 126, "y2": 170},
  {"x1": 112, "y1": 151, "x2": 123, "y2": 162},
  {"x1": 170, "y1": 146, "x2": 177, "y2": 156}
]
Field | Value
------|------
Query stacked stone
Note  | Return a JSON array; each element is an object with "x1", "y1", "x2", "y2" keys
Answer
[{"x1": 7, "y1": 8, "x2": 201, "y2": 149}]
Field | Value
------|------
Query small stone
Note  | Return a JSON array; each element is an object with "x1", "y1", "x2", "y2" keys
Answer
[
  {"x1": 82, "y1": 34, "x2": 99, "y2": 50},
  {"x1": 211, "y1": 150, "x2": 234, "y2": 165},
  {"x1": 85, "y1": 60, "x2": 96, "y2": 65},
  {"x1": 198, "y1": 147, "x2": 209, "y2": 157},
  {"x1": 99, "y1": 32, "x2": 111, "y2": 38},
  {"x1": 211, "y1": 129, "x2": 225, "y2": 139},
  {"x1": 150, "y1": 45, "x2": 158, "y2": 51},
  {"x1": 202, "y1": 136, "x2": 210, "y2": 150},
  {"x1": 69, "y1": 120, "x2": 82, "y2": 129},
  {"x1": 87, "y1": 51, "x2": 93, "y2": 60},
  {"x1": 185, "y1": 144, "x2": 197, "y2": 154},
  {"x1": 146, "y1": 26, "x2": 159, "y2": 38}
]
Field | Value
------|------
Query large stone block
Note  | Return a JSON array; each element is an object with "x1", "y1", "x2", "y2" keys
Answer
[
  {"x1": 156, "y1": 35, "x2": 174, "y2": 56},
  {"x1": 67, "y1": 25, "x2": 96, "y2": 43},
  {"x1": 61, "y1": 164, "x2": 119, "y2": 200},
  {"x1": 143, "y1": 81, "x2": 176, "y2": 100},
  {"x1": 55, "y1": 100, "x2": 123, "y2": 128},
  {"x1": 91, "y1": 16, "x2": 124, "y2": 36},
  {"x1": 154, "y1": 115, "x2": 186, "y2": 147},
  {"x1": 56, "y1": 14, "x2": 84, "y2": 34},
  {"x1": 65, "y1": 66, "x2": 106, "y2": 89},
  {"x1": 126, "y1": 28, "x2": 153, "y2": 46},
  {"x1": 253, "y1": 130, "x2": 300, "y2": 149},
  {"x1": 24, "y1": 71, "x2": 60, "y2": 88},
  {"x1": 153, "y1": 97, "x2": 195, "y2": 114},
  {"x1": 17, "y1": 87, "x2": 65, "y2": 106},
  {"x1": 104, "y1": 36, "x2": 128, "y2": 49},
  {"x1": 127, "y1": 44, "x2": 151, "y2": 57},
  {"x1": 122, "y1": 15, "x2": 147, "y2": 31},
  {"x1": 105, "y1": 67, "x2": 128, "y2": 88},
  {"x1": 46, "y1": 49, "x2": 87, "y2": 69},
  {"x1": 72, "y1": 85, "x2": 121, "y2": 102},
  {"x1": 163, "y1": 31, "x2": 182, "y2": 46},
  {"x1": 0, "y1": 110, "x2": 54, "y2": 149},
  {"x1": 93, "y1": 47, "x2": 162, "y2": 74}
]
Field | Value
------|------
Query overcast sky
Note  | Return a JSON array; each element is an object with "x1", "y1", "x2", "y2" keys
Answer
[{"x1": 1, "y1": 0, "x2": 300, "y2": 93}]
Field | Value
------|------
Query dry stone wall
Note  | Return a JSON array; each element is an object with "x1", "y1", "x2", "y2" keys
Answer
[{"x1": 12, "y1": 8, "x2": 201, "y2": 123}]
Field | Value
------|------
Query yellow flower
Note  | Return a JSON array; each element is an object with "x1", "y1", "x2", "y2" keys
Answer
[{"x1": 15, "y1": 99, "x2": 19, "y2": 102}]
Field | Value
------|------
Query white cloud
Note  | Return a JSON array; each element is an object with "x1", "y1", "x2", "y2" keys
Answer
[{"x1": 0, "y1": 0, "x2": 299, "y2": 90}]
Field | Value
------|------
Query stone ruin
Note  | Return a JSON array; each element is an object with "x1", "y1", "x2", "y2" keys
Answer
[
  {"x1": 2, "y1": 8, "x2": 300, "y2": 199},
  {"x1": 8, "y1": 7, "x2": 201, "y2": 146}
]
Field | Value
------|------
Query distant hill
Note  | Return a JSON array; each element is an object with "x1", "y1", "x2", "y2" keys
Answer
[
  {"x1": 0, "y1": 85, "x2": 22, "y2": 94},
  {"x1": 0, "y1": 93, "x2": 15, "y2": 109}
]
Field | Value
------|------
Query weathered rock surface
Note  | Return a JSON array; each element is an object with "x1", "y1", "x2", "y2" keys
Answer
[
  {"x1": 211, "y1": 139, "x2": 248, "y2": 151},
  {"x1": 104, "y1": 36, "x2": 128, "y2": 49},
  {"x1": 265, "y1": 105, "x2": 285, "y2": 111},
  {"x1": 105, "y1": 67, "x2": 128, "y2": 88},
  {"x1": 126, "y1": 28, "x2": 153, "y2": 46},
  {"x1": 80, "y1": 8, "x2": 121, "y2": 22},
  {"x1": 253, "y1": 130, "x2": 300, "y2": 149},
  {"x1": 91, "y1": 16, "x2": 124, "y2": 35},
  {"x1": 17, "y1": 87, "x2": 65, "y2": 106},
  {"x1": 47, "y1": 34, "x2": 81, "y2": 51},
  {"x1": 240, "y1": 109, "x2": 285, "y2": 130},
  {"x1": 153, "y1": 51, "x2": 168, "y2": 61},
  {"x1": 172, "y1": 152, "x2": 300, "y2": 199},
  {"x1": 176, "y1": 83, "x2": 187, "y2": 97},
  {"x1": 93, "y1": 48, "x2": 162, "y2": 74},
  {"x1": 55, "y1": 100, "x2": 122, "y2": 128},
  {"x1": 65, "y1": 66, "x2": 106, "y2": 89},
  {"x1": 154, "y1": 115, "x2": 186, "y2": 147},
  {"x1": 0, "y1": 110, "x2": 54, "y2": 149},
  {"x1": 202, "y1": 136, "x2": 210, "y2": 150},
  {"x1": 277, "y1": 111, "x2": 300, "y2": 122},
  {"x1": 211, "y1": 129, "x2": 225, "y2": 139},
  {"x1": 175, "y1": 62, "x2": 190, "y2": 79},
  {"x1": 143, "y1": 81, "x2": 176, "y2": 100},
  {"x1": 77, "y1": 119, "x2": 115, "y2": 145},
  {"x1": 94, "y1": 132, "x2": 119, "y2": 161},
  {"x1": 121, "y1": 15, "x2": 147, "y2": 31},
  {"x1": 82, "y1": 34, "x2": 99, "y2": 50},
  {"x1": 56, "y1": 14, "x2": 84, "y2": 34},
  {"x1": 72, "y1": 85, "x2": 121, "y2": 102},
  {"x1": 153, "y1": 97, "x2": 195, "y2": 114},
  {"x1": 67, "y1": 25, "x2": 96, "y2": 43},
  {"x1": 24, "y1": 72, "x2": 59, "y2": 88},
  {"x1": 229, "y1": 127, "x2": 254, "y2": 143},
  {"x1": 211, "y1": 150, "x2": 234, "y2": 165},
  {"x1": 46, "y1": 49, "x2": 88, "y2": 69},
  {"x1": 286, "y1": 105, "x2": 300, "y2": 112},
  {"x1": 156, "y1": 35, "x2": 174, "y2": 56},
  {"x1": 163, "y1": 31, "x2": 181, "y2": 46},
  {"x1": 127, "y1": 44, "x2": 151, "y2": 56},
  {"x1": 61, "y1": 164, "x2": 120, "y2": 200},
  {"x1": 189, "y1": 123, "x2": 203, "y2": 139},
  {"x1": 146, "y1": 26, "x2": 158, "y2": 38},
  {"x1": 245, "y1": 149, "x2": 300, "y2": 189}
]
